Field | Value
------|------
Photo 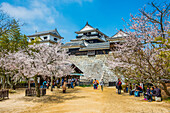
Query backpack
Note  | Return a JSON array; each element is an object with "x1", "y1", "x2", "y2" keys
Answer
[
  {"x1": 134, "y1": 92, "x2": 138, "y2": 97},
  {"x1": 94, "y1": 81, "x2": 97, "y2": 85}
]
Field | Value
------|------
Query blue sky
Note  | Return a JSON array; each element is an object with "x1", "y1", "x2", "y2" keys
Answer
[{"x1": 0, "y1": 0, "x2": 152, "y2": 42}]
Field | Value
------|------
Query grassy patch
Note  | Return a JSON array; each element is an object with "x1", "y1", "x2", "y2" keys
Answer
[
  {"x1": 9, "y1": 90, "x2": 16, "y2": 94},
  {"x1": 164, "y1": 97, "x2": 170, "y2": 103}
]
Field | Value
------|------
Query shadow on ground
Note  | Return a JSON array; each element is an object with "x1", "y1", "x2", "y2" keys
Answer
[{"x1": 19, "y1": 88, "x2": 87, "y2": 104}]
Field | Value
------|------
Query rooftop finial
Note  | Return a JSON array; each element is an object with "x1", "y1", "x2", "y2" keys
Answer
[
  {"x1": 86, "y1": 21, "x2": 89, "y2": 25},
  {"x1": 120, "y1": 29, "x2": 123, "y2": 31}
]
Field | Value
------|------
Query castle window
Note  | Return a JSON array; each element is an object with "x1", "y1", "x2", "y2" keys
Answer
[
  {"x1": 87, "y1": 32, "x2": 91, "y2": 35},
  {"x1": 89, "y1": 41, "x2": 93, "y2": 43},
  {"x1": 54, "y1": 38, "x2": 57, "y2": 41},
  {"x1": 43, "y1": 36, "x2": 47, "y2": 40}
]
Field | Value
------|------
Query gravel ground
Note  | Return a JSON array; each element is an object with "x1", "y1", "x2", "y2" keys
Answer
[{"x1": 0, "y1": 87, "x2": 169, "y2": 113}]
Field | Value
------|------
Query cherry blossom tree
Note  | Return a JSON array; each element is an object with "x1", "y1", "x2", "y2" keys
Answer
[
  {"x1": 0, "y1": 43, "x2": 73, "y2": 97},
  {"x1": 108, "y1": 1, "x2": 170, "y2": 96},
  {"x1": 0, "y1": 10, "x2": 28, "y2": 89}
]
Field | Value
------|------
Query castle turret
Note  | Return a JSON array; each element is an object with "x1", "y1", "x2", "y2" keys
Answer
[{"x1": 27, "y1": 29, "x2": 63, "y2": 45}]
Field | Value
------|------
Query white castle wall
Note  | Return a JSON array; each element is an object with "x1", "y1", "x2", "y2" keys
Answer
[{"x1": 69, "y1": 55, "x2": 118, "y2": 83}]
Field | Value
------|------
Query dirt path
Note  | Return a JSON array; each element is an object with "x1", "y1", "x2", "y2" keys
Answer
[{"x1": 0, "y1": 87, "x2": 169, "y2": 113}]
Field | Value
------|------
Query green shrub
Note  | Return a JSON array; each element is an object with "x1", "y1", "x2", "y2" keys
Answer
[
  {"x1": 9, "y1": 90, "x2": 16, "y2": 93},
  {"x1": 122, "y1": 85, "x2": 127, "y2": 89},
  {"x1": 19, "y1": 81, "x2": 27, "y2": 84},
  {"x1": 164, "y1": 97, "x2": 170, "y2": 103}
]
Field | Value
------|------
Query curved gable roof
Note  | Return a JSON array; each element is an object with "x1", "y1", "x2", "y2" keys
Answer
[{"x1": 27, "y1": 28, "x2": 63, "y2": 39}]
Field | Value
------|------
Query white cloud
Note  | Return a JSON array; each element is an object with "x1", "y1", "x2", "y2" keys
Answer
[
  {"x1": 0, "y1": 1, "x2": 62, "y2": 34},
  {"x1": 0, "y1": 0, "x2": 92, "y2": 42},
  {"x1": 1, "y1": 1, "x2": 59, "y2": 21}
]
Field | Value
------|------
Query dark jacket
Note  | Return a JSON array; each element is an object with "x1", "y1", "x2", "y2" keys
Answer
[
  {"x1": 150, "y1": 90, "x2": 155, "y2": 95},
  {"x1": 153, "y1": 88, "x2": 161, "y2": 97},
  {"x1": 146, "y1": 89, "x2": 150, "y2": 94},
  {"x1": 117, "y1": 81, "x2": 122, "y2": 89},
  {"x1": 137, "y1": 87, "x2": 142, "y2": 91}
]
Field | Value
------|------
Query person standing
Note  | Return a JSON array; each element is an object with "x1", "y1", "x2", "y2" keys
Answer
[
  {"x1": 62, "y1": 78, "x2": 64, "y2": 86},
  {"x1": 47, "y1": 81, "x2": 50, "y2": 89},
  {"x1": 71, "y1": 77, "x2": 75, "y2": 89},
  {"x1": 117, "y1": 79, "x2": 122, "y2": 94},
  {"x1": 93, "y1": 79, "x2": 97, "y2": 89},
  {"x1": 67, "y1": 77, "x2": 71, "y2": 88},
  {"x1": 56, "y1": 78, "x2": 60, "y2": 88},
  {"x1": 100, "y1": 79, "x2": 104, "y2": 91},
  {"x1": 62, "y1": 80, "x2": 67, "y2": 93},
  {"x1": 43, "y1": 80, "x2": 47, "y2": 88}
]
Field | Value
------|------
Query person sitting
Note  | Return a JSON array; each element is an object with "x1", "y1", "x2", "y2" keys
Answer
[
  {"x1": 153, "y1": 86, "x2": 162, "y2": 102},
  {"x1": 126, "y1": 83, "x2": 132, "y2": 93},
  {"x1": 134, "y1": 85, "x2": 143, "y2": 97},
  {"x1": 130, "y1": 85, "x2": 136, "y2": 95},
  {"x1": 148, "y1": 87, "x2": 155, "y2": 102},
  {"x1": 144, "y1": 86, "x2": 150, "y2": 100},
  {"x1": 124, "y1": 83, "x2": 129, "y2": 93}
]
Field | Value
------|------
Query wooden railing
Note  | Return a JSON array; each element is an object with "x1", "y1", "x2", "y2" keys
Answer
[
  {"x1": 25, "y1": 88, "x2": 46, "y2": 96},
  {"x1": 0, "y1": 89, "x2": 9, "y2": 100}
]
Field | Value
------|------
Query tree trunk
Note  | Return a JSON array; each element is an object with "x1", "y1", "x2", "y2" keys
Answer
[
  {"x1": 51, "y1": 76, "x2": 53, "y2": 91},
  {"x1": 7, "y1": 75, "x2": 15, "y2": 90},
  {"x1": 34, "y1": 75, "x2": 40, "y2": 97},
  {"x1": 161, "y1": 82, "x2": 170, "y2": 96},
  {"x1": 28, "y1": 78, "x2": 31, "y2": 89},
  {"x1": 128, "y1": 81, "x2": 131, "y2": 94},
  {"x1": 2, "y1": 76, "x2": 6, "y2": 89}
]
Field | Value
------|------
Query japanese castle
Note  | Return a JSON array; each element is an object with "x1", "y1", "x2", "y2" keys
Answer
[
  {"x1": 62, "y1": 22, "x2": 128, "y2": 56},
  {"x1": 27, "y1": 28, "x2": 63, "y2": 45},
  {"x1": 26, "y1": 22, "x2": 129, "y2": 84}
]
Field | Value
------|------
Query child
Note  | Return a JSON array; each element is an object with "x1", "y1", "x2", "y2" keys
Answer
[
  {"x1": 144, "y1": 86, "x2": 150, "y2": 100},
  {"x1": 148, "y1": 87, "x2": 155, "y2": 102},
  {"x1": 62, "y1": 80, "x2": 67, "y2": 93}
]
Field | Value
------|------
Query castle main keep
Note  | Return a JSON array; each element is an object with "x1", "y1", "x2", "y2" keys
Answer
[{"x1": 62, "y1": 22, "x2": 128, "y2": 83}]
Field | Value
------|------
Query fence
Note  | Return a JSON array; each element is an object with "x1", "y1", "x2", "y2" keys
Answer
[
  {"x1": 0, "y1": 89, "x2": 9, "y2": 100},
  {"x1": 25, "y1": 88, "x2": 46, "y2": 96}
]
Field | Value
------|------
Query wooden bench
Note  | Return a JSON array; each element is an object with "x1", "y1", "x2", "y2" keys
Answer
[
  {"x1": 25, "y1": 88, "x2": 46, "y2": 96},
  {"x1": 0, "y1": 89, "x2": 9, "y2": 100}
]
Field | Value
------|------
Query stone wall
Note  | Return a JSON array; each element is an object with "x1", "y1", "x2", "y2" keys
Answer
[{"x1": 69, "y1": 55, "x2": 117, "y2": 83}]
